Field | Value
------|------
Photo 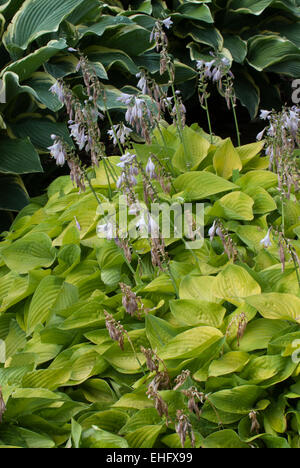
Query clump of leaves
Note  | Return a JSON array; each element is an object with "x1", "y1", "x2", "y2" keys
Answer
[{"x1": 0, "y1": 112, "x2": 299, "y2": 447}]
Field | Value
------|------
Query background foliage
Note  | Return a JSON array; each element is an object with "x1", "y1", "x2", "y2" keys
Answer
[
  {"x1": 0, "y1": 123, "x2": 299, "y2": 448},
  {"x1": 0, "y1": 0, "x2": 300, "y2": 227}
]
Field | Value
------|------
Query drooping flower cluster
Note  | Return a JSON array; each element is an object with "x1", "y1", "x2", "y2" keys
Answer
[
  {"x1": 117, "y1": 93, "x2": 154, "y2": 143},
  {"x1": 107, "y1": 123, "x2": 132, "y2": 146},
  {"x1": 257, "y1": 106, "x2": 300, "y2": 197},
  {"x1": 47, "y1": 135, "x2": 67, "y2": 166},
  {"x1": 208, "y1": 219, "x2": 238, "y2": 261}
]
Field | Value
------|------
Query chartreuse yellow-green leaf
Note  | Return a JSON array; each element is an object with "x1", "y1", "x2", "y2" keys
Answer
[
  {"x1": 209, "y1": 385, "x2": 264, "y2": 414},
  {"x1": 174, "y1": 171, "x2": 238, "y2": 201},
  {"x1": 208, "y1": 351, "x2": 250, "y2": 377},
  {"x1": 179, "y1": 274, "x2": 222, "y2": 302},
  {"x1": 209, "y1": 191, "x2": 254, "y2": 221},
  {"x1": 213, "y1": 138, "x2": 242, "y2": 179},
  {"x1": 160, "y1": 326, "x2": 223, "y2": 360},
  {"x1": 236, "y1": 140, "x2": 265, "y2": 166},
  {"x1": 26, "y1": 276, "x2": 78, "y2": 334},
  {"x1": 212, "y1": 264, "x2": 261, "y2": 304},
  {"x1": 2, "y1": 232, "x2": 56, "y2": 273},
  {"x1": 172, "y1": 126, "x2": 210, "y2": 172},
  {"x1": 203, "y1": 429, "x2": 249, "y2": 448},
  {"x1": 246, "y1": 293, "x2": 300, "y2": 323},
  {"x1": 170, "y1": 299, "x2": 226, "y2": 328}
]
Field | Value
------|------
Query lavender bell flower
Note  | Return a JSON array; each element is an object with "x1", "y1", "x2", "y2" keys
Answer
[
  {"x1": 146, "y1": 157, "x2": 156, "y2": 179},
  {"x1": 136, "y1": 73, "x2": 148, "y2": 95},
  {"x1": 259, "y1": 110, "x2": 271, "y2": 120},
  {"x1": 256, "y1": 128, "x2": 266, "y2": 141},
  {"x1": 260, "y1": 227, "x2": 272, "y2": 248},
  {"x1": 50, "y1": 81, "x2": 65, "y2": 103},
  {"x1": 162, "y1": 17, "x2": 173, "y2": 29},
  {"x1": 47, "y1": 138, "x2": 66, "y2": 166}
]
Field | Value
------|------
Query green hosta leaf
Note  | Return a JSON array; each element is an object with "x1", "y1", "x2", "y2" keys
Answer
[
  {"x1": 246, "y1": 293, "x2": 300, "y2": 323},
  {"x1": 213, "y1": 138, "x2": 242, "y2": 180},
  {"x1": 2, "y1": 39, "x2": 68, "y2": 80},
  {"x1": 81, "y1": 379, "x2": 116, "y2": 404},
  {"x1": 244, "y1": 187, "x2": 277, "y2": 214},
  {"x1": 119, "y1": 408, "x2": 161, "y2": 435},
  {"x1": 236, "y1": 141, "x2": 265, "y2": 166},
  {"x1": 235, "y1": 319, "x2": 290, "y2": 352},
  {"x1": 10, "y1": 117, "x2": 72, "y2": 152},
  {"x1": 0, "y1": 174, "x2": 29, "y2": 211},
  {"x1": 125, "y1": 425, "x2": 164, "y2": 448},
  {"x1": 27, "y1": 276, "x2": 78, "y2": 333},
  {"x1": 223, "y1": 35, "x2": 247, "y2": 63},
  {"x1": 176, "y1": 3, "x2": 213, "y2": 22},
  {"x1": 208, "y1": 352, "x2": 250, "y2": 377},
  {"x1": 0, "y1": 138, "x2": 42, "y2": 175},
  {"x1": 100, "y1": 24, "x2": 154, "y2": 56},
  {"x1": 212, "y1": 265, "x2": 261, "y2": 304},
  {"x1": 24, "y1": 72, "x2": 63, "y2": 111},
  {"x1": 81, "y1": 427, "x2": 129, "y2": 448},
  {"x1": 160, "y1": 326, "x2": 223, "y2": 360},
  {"x1": 22, "y1": 368, "x2": 71, "y2": 390},
  {"x1": 2, "y1": 233, "x2": 56, "y2": 273},
  {"x1": 247, "y1": 34, "x2": 300, "y2": 73},
  {"x1": 240, "y1": 355, "x2": 296, "y2": 385},
  {"x1": 203, "y1": 429, "x2": 249, "y2": 448},
  {"x1": 5, "y1": 319, "x2": 26, "y2": 358},
  {"x1": 229, "y1": 0, "x2": 273, "y2": 15},
  {"x1": 209, "y1": 191, "x2": 254, "y2": 221},
  {"x1": 174, "y1": 171, "x2": 238, "y2": 201},
  {"x1": 172, "y1": 126, "x2": 210, "y2": 172},
  {"x1": 85, "y1": 45, "x2": 139, "y2": 75},
  {"x1": 80, "y1": 410, "x2": 129, "y2": 433},
  {"x1": 0, "y1": 270, "x2": 49, "y2": 312},
  {"x1": 170, "y1": 299, "x2": 226, "y2": 328},
  {"x1": 3, "y1": 0, "x2": 84, "y2": 57},
  {"x1": 209, "y1": 385, "x2": 264, "y2": 414},
  {"x1": 71, "y1": 418, "x2": 82, "y2": 449},
  {"x1": 78, "y1": 15, "x2": 133, "y2": 38},
  {"x1": 113, "y1": 388, "x2": 153, "y2": 410},
  {"x1": 145, "y1": 315, "x2": 179, "y2": 351},
  {"x1": 179, "y1": 274, "x2": 222, "y2": 303},
  {"x1": 234, "y1": 70, "x2": 260, "y2": 119},
  {"x1": 103, "y1": 329, "x2": 149, "y2": 374}
]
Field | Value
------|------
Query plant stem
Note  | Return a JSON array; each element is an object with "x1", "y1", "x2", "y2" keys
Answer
[
  {"x1": 231, "y1": 97, "x2": 241, "y2": 146},
  {"x1": 105, "y1": 105, "x2": 124, "y2": 156},
  {"x1": 204, "y1": 96, "x2": 213, "y2": 144}
]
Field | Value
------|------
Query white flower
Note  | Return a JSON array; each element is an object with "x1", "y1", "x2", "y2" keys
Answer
[
  {"x1": 211, "y1": 67, "x2": 222, "y2": 82},
  {"x1": 47, "y1": 141, "x2": 66, "y2": 166},
  {"x1": 69, "y1": 122, "x2": 87, "y2": 150},
  {"x1": 148, "y1": 215, "x2": 159, "y2": 237},
  {"x1": 260, "y1": 228, "x2": 272, "y2": 248},
  {"x1": 136, "y1": 74, "x2": 148, "y2": 95},
  {"x1": 146, "y1": 157, "x2": 156, "y2": 179},
  {"x1": 117, "y1": 152, "x2": 136, "y2": 168},
  {"x1": 208, "y1": 220, "x2": 217, "y2": 242},
  {"x1": 259, "y1": 109, "x2": 271, "y2": 120},
  {"x1": 196, "y1": 60, "x2": 205, "y2": 70},
  {"x1": 108, "y1": 124, "x2": 132, "y2": 146},
  {"x1": 256, "y1": 128, "x2": 266, "y2": 141},
  {"x1": 49, "y1": 81, "x2": 64, "y2": 103},
  {"x1": 162, "y1": 17, "x2": 173, "y2": 29},
  {"x1": 221, "y1": 57, "x2": 230, "y2": 67},
  {"x1": 97, "y1": 221, "x2": 115, "y2": 240},
  {"x1": 117, "y1": 93, "x2": 133, "y2": 105},
  {"x1": 136, "y1": 214, "x2": 148, "y2": 231}
]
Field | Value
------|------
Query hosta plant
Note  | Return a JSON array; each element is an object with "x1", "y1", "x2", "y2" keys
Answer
[{"x1": 0, "y1": 116, "x2": 299, "y2": 447}]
